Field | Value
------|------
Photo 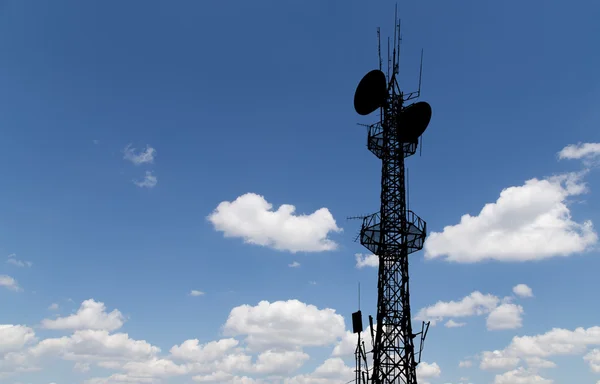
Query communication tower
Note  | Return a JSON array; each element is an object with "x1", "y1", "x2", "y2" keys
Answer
[{"x1": 351, "y1": 7, "x2": 432, "y2": 384}]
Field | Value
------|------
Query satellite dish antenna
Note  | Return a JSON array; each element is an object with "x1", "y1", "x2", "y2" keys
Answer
[
  {"x1": 397, "y1": 101, "x2": 432, "y2": 143},
  {"x1": 354, "y1": 69, "x2": 388, "y2": 116}
]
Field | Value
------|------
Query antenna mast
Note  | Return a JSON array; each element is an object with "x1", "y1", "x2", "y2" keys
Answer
[{"x1": 351, "y1": 8, "x2": 433, "y2": 384}]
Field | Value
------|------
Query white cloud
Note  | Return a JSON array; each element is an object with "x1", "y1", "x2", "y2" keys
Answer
[
  {"x1": 84, "y1": 373, "x2": 163, "y2": 383},
  {"x1": 415, "y1": 291, "x2": 500, "y2": 324},
  {"x1": 513, "y1": 284, "x2": 534, "y2": 298},
  {"x1": 41, "y1": 299, "x2": 125, "y2": 332},
  {"x1": 253, "y1": 350, "x2": 309, "y2": 375},
  {"x1": 223, "y1": 300, "x2": 345, "y2": 351},
  {"x1": 288, "y1": 261, "x2": 300, "y2": 268},
  {"x1": 29, "y1": 329, "x2": 160, "y2": 363},
  {"x1": 133, "y1": 171, "x2": 157, "y2": 188},
  {"x1": 480, "y1": 350, "x2": 521, "y2": 371},
  {"x1": 331, "y1": 322, "x2": 374, "y2": 358},
  {"x1": 48, "y1": 303, "x2": 59, "y2": 311},
  {"x1": 207, "y1": 193, "x2": 342, "y2": 253},
  {"x1": 282, "y1": 357, "x2": 354, "y2": 384},
  {"x1": 6, "y1": 254, "x2": 32, "y2": 268},
  {"x1": 170, "y1": 338, "x2": 239, "y2": 363},
  {"x1": 0, "y1": 325, "x2": 37, "y2": 353},
  {"x1": 558, "y1": 142, "x2": 600, "y2": 161},
  {"x1": 584, "y1": 349, "x2": 600, "y2": 372},
  {"x1": 355, "y1": 253, "x2": 378, "y2": 268},
  {"x1": 417, "y1": 361, "x2": 441, "y2": 380},
  {"x1": 73, "y1": 362, "x2": 91, "y2": 373},
  {"x1": 123, "y1": 144, "x2": 156, "y2": 165},
  {"x1": 524, "y1": 357, "x2": 556, "y2": 369},
  {"x1": 0, "y1": 275, "x2": 21, "y2": 292},
  {"x1": 459, "y1": 360, "x2": 473, "y2": 368},
  {"x1": 480, "y1": 326, "x2": 600, "y2": 373},
  {"x1": 445, "y1": 319, "x2": 466, "y2": 328},
  {"x1": 486, "y1": 304, "x2": 524, "y2": 330},
  {"x1": 189, "y1": 290, "x2": 205, "y2": 297},
  {"x1": 424, "y1": 171, "x2": 597, "y2": 262},
  {"x1": 493, "y1": 367, "x2": 553, "y2": 384}
]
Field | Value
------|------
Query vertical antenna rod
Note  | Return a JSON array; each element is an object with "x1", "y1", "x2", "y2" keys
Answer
[{"x1": 378, "y1": 28, "x2": 382, "y2": 71}]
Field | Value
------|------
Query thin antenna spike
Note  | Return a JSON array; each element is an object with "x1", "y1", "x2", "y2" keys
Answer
[
  {"x1": 392, "y1": 5, "x2": 397, "y2": 73},
  {"x1": 387, "y1": 37, "x2": 391, "y2": 81},
  {"x1": 418, "y1": 49, "x2": 424, "y2": 96},
  {"x1": 377, "y1": 28, "x2": 382, "y2": 71},
  {"x1": 397, "y1": 18, "x2": 402, "y2": 75}
]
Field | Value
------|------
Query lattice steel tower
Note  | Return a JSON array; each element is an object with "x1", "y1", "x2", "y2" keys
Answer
[{"x1": 351, "y1": 9, "x2": 432, "y2": 384}]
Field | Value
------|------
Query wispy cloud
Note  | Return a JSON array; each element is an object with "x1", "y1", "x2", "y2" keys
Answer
[
  {"x1": 189, "y1": 290, "x2": 205, "y2": 297},
  {"x1": 289, "y1": 261, "x2": 300, "y2": 268},
  {"x1": 7, "y1": 253, "x2": 32, "y2": 268},
  {"x1": 123, "y1": 144, "x2": 156, "y2": 165},
  {"x1": 0, "y1": 275, "x2": 22, "y2": 291},
  {"x1": 133, "y1": 171, "x2": 158, "y2": 188},
  {"x1": 48, "y1": 303, "x2": 59, "y2": 311},
  {"x1": 445, "y1": 319, "x2": 466, "y2": 328}
]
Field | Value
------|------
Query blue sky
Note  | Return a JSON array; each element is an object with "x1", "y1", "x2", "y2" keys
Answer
[{"x1": 1, "y1": 1, "x2": 600, "y2": 383}]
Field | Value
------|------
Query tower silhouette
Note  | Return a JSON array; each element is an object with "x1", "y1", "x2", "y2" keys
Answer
[{"x1": 352, "y1": 8, "x2": 432, "y2": 384}]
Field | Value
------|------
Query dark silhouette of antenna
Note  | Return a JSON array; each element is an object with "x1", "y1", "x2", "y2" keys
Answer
[
  {"x1": 353, "y1": 285, "x2": 369, "y2": 384},
  {"x1": 351, "y1": 5, "x2": 432, "y2": 384}
]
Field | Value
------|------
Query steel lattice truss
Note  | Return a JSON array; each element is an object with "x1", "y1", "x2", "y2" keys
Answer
[{"x1": 359, "y1": 88, "x2": 427, "y2": 384}]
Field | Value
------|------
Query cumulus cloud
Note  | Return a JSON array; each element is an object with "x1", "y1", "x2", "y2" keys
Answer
[
  {"x1": 29, "y1": 329, "x2": 161, "y2": 363},
  {"x1": 73, "y1": 362, "x2": 91, "y2": 373},
  {"x1": 133, "y1": 171, "x2": 157, "y2": 188},
  {"x1": 486, "y1": 304, "x2": 524, "y2": 330},
  {"x1": 6, "y1": 254, "x2": 32, "y2": 268},
  {"x1": 480, "y1": 326, "x2": 600, "y2": 373},
  {"x1": 0, "y1": 325, "x2": 37, "y2": 353},
  {"x1": 493, "y1": 367, "x2": 553, "y2": 384},
  {"x1": 40, "y1": 299, "x2": 125, "y2": 332},
  {"x1": 207, "y1": 193, "x2": 342, "y2": 253},
  {"x1": 584, "y1": 349, "x2": 600, "y2": 372},
  {"x1": 253, "y1": 350, "x2": 309, "y2": 375},
  {"x1": 424, "y1": 171, "x2": 597, "y2": 262},
  {"x1": 223, "y1": 300, "x2": 345, "y2": 351},
  {"x1": 0, "y1": 295, "x2": 555, "y2": 384},
  {"x1": 123, "y1": 144, "x2": 156, "y2": 165},
  {"x1": 480, "y1": 351, "x2": 521, "y2": 371},
  {"x1": 524, "y1": 357, "x2": 556, "y2": 369},
  {"x1": 331, "y1": 322, "x2": 374, "y2": 358},
  {"x1": 170, "y1": 338, "x2": 240, "y2": 363},
  {"x1": 445, "y1": 319, "x2": 466, "y2": 328},
  {"x1": 416, "y1": 361, "x2": 441, "y2": 383},
  {"x1": 282, "y1": 358, "x2": 354, "y2": 384},
  {"x1": 0, "y1": 275, "x2": 21, "y2": 292},
  {"x1": 513, "y1": 284, "x2": 534, "y2": 298},
  {"x1": 414, "y1": 291, "x2": 500, "y2": 325},
  {"x1": 355, "y1": 253, "x2": 378, "y2": 268}
]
